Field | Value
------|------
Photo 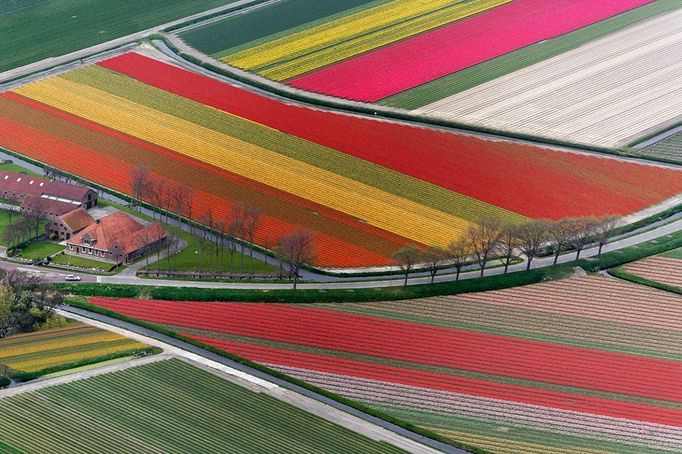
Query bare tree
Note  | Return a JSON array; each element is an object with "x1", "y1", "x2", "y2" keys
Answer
[
  {"x1": 447, "y1": 238, "x2": 470, "y2": 282},
  {"x1": 130, "y1": 165, "x2": 151, "y2": 211},
  {"x1": 497, "y1": 223, "x2": 519, "y2": 274},
  {"x1": 198, "y1": 209, "x2": 215, "y2": 273},
  {"x1": 593, "y1": 215, "x2": 619, "y2": 257},
  {"x1": 567, "y1": 217, "x2": 599, "y2": 260},
  {"x1": 148, "y1": 177, "x2": 166, "y2": 221},
  {"x1": 230, "y1": 204, "x2": 247, "y2": 274},
  {"x1": 547, "y1": 219, "x2": 572, "y2": 265},
  {"x1": 243, "y1": 205, "x2": 262, "y2": 274},
  {"x1": 276, "y1": 230, "x2": 315, "y2": 290},
  {"x1": 421, "y1": 246, "x2": 448, "y2": 284},
  {"x1": 172, "y1": 184, "x2": 195, "y2": 235},
  {"x1": 516, "y1": 220, "x2": 549, "y2": 271},
  {"x1": 392, "y1": 245, "x2": 421, "y2": 286},
  {"x1": 25, "y1": 197, "x2": 49, "y2": 239},
  {"x1": 467, "y1": 217, "x2": 502, "y2": 277}
]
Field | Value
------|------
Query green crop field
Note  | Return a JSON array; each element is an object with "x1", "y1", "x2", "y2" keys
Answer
[
  {"x1": 638, "y1": 131, "x2": 682, "y2": 164},
  {"x1": 0, "y1": 359, "x2": 404, "y2": 453},
  {"x1": 381, "y1": 0, "x2": 682, "y2": 109},
  {"x1": 0, "y1": 0, "x2": 239, "y2": 73},
  {"x1": 0, "y1": 322, "x2": 152, "y2": 379},
  {"x1": 180, "y1": 0, "x2": 384, "y2": 57}
]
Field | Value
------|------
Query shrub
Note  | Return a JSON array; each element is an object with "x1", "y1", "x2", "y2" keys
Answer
[
  {"x1": 33, "y1": 314, "x2": 69, "y2": 331},
  {"x1": 49, "y1": 233, "x2": 58, "y2": 241},
  {"x1": 6, "y1": 248, "x2": 14, "y2": 257},
  {"x1": 0, "y1": 375, "x2": 9, "y2": 388}
]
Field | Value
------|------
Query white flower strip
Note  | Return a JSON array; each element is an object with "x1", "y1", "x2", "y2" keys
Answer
[{"x1": 272, "y1": 364, "x2": 682, "y2": 451}]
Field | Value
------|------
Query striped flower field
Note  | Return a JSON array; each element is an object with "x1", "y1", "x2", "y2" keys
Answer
[
  {"x1": 621, "y1": 249, "x2": 682, "y2": 290},
  {"x1": 1, "y1": 51, "x2": 682, "y2": 267},
  {"x1": 0, "y1": 322, "x2": 149, "y2": 375},
  {"x1": 89, "y1": 275, "x2": 682, "y2": 453}
]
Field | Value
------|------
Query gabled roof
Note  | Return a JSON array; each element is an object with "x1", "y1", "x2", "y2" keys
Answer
[
  {"x1": 42, "y1": 180, "x2": 94, "y2": 201},
  {"x1": 114, "y1": 223, "x2": 167, "y2": 255},
  {"x1": 68, "y1": 211, "x2": 166, "y2": 254},
  {"x1": 21, "y1": 196, "x2": 76, "y2": 216},
  {"x1": 59, "y1": 207, "x2": 94, "y2": 233},
  {"x1": 0, "y1": 171, "x2": 94, "y2": 202}
]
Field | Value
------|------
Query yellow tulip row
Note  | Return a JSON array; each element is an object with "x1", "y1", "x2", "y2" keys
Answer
[
  {"x1": 224, "y1": 0, "x2": 510, "y2": 80},
  {"x1": 5, "y1": 341, "x2": 149, "y2": 372},
  {"x1": 0, "y1": 331, "x2": 124, "y2": 358},
  {"x1": 16, "y1": 76, "x2": 473, "y2": 246}
]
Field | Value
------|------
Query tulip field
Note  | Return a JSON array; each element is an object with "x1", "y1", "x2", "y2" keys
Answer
[
  {"x1": 0, "y1": 359, "x2": 403, "y2": 453},
  {"x1": 622, "y1": 249, "x2": 682, "y2": 289},
  {"x1": 0, "y1": 322, "x2": 149, "y2": 376},
  {"x1": 88, "y1": 275, "x2": 682, "y2": 453},
  {"x1": 415, "y1": 9, "x2": 682, "y2": 148},
  {"x1": 2, "y1": 52, "x2": 682, "y2": 267}
]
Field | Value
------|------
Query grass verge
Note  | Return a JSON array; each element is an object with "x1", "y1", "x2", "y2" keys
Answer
[{"x1": 608, "y1": 268, "x2": 682, "y2": 296}]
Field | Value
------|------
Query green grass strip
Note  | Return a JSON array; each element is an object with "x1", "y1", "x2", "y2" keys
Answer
[
  {"x1": 61, "y1": 65, "x2": 527, "y2": 226},
  {"x1": 609, "y1": 268, "x2": 682, "y2": 297},
  {"x1": 380, "y1": 0, "x2": 682, "y2": 109},
  {"x1": 662, "y1": 247, "x2": 682, "y2": 259},
  {"x1": 371, "y1": 405, "x2": 671, "y2": 454}
]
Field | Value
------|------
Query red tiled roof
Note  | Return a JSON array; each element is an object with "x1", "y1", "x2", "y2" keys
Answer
[
  {"x1": 116, "y1": 223, "x2": 167, "y2": 255},
  {"x1": 21, "y1": 196, "x2": 77, "y2": 216},
  {"x1": 43, "y1": 180, "x2": 94, "y2": 201},
  {"x1": 59, "y1": 207, "x2": 94, "y2": 232},
  {"x1": 68, "y1": 211, "x2": 166, "y2": 255}
]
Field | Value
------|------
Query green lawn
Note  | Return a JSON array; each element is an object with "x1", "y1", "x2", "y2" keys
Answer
[
  {"x1": 0, "y1": 162, "x2": 41, "y2": 176},
  {"x1": 381, "y1": 0, "x2": 682, "y2": 109},
  {"x1": 0, "y1": 0, "x2": 240, "y2": 73},
  {"x1": 662, "y1": 247, "x2": 682, "y2": 260},
  {"x1": 98, "y1": 200, "x2": 275, "y2": 275},
  {"x1": 52, "y1": 252, "x2": 112, "y2": 271},
  {"x1": 0, "y1": 359, "x2": 404, "y2": 453},
  {"x1": 20, "y1": 241, "x2": 63, "y2": 260},
  {"x1": 0, "y1": 210, "x2": 15, "y2": 246}
]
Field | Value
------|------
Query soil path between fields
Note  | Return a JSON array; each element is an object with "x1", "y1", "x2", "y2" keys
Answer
[{"x1": 13, "y1": 308, "x2": 454, "y2": 454}]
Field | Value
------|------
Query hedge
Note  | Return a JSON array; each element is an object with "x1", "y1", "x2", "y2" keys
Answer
[{"x1": 608, "y1": 268, "x2": 682, "y2": 296}]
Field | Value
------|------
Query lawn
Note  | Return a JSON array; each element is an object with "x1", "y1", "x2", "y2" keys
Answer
[
  {"x1": 98, "y1": 200, "x2": 276, "y2": 275},
  {"x1": 0, "y1": 322, "x2": 153, "y2": 379},
  {"x1": 0, "y1": 0, "x2": 239, "y2": 73},
  {"x1": 20, "y1": 240, "x2": 63, "y2": 260},
  {"x1": 0, "y1": 359, "x2": 404, "y2": 453},
  {"x1": 663, "y1": 247, "x2": 682, "y2": 259},
  {"x1": 0, "y1": 161, "x2": 41, "y2": 176},
  {"x1": 52, "y1": 252, "x2": 112, "y2": 271},
  {"x1": 0, "y1": 210, "x2": 15, "y2": 246}
]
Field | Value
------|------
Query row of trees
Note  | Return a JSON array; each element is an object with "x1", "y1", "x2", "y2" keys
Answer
[
  {"x1": 393, "y1": 215, "x2": 620, "y2": 285},
  {"x1": 131, "y1": 166, "x2": 315, "y2": 285}
]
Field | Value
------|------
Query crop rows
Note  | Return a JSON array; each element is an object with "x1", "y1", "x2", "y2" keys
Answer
[
  {"x1": 186, "y1": 335, "x2": 682, "y2": 428},
  {"x1": 14, "y1": 75, "x2": 469, "y2": 248},
  {"x1": 0, "y1": 322, "x2": 147, "y2": 373},
  {"x1": 0, "y1": 359, "x2": 402, "y2": 453},
  {"x1": 223, "y1": 0, "x2": 507, "y2": 80},
  {"x1": 64, "y1": 65, "x2": 524, "y2": 227},
  {"x1": 277, "y1": 366, "x2": 682, "y2": 451},
  {"x1": 291, "y1": 0, "x2": 653, "y2": 102},
  {"x1": 99, "y1": 53, "x2": 682, "y2": 220},
  {"x1": 639, "y1": 132, "x2": 682, "y2": 163},
  {"x1": 622, "y1": 256, "x2": 682, "y2": 289},
  {"x1": 415, "y1": 9, "x2": 682, "y2": 148},
  {"x1": 89, "y1": 297, "x2": 682, "y2": 403}
]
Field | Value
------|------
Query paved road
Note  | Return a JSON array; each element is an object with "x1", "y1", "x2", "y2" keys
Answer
[{"x1": 59, "y1": 307, "x2": 455, "y2": 454}]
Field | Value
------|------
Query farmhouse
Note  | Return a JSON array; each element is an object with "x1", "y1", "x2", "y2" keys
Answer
[
  {"x1": 47, "y1": 207, "x2": 94, "y2": 240},
  {"x1": 0, "y1": 171, "x2": 97, "y2": 207},
  {"x1": 65, "y1": 211, "x2": 167, "y2": 264}
]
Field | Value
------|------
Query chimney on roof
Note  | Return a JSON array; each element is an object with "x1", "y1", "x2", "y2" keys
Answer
[{"x1": 96, "y1": 219, "x2": 100, "y2": 225}]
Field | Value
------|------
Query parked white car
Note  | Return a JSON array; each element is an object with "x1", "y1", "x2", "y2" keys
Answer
[{"x1": 64, "y1": 274, "x2": 81, "y2": 281}]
